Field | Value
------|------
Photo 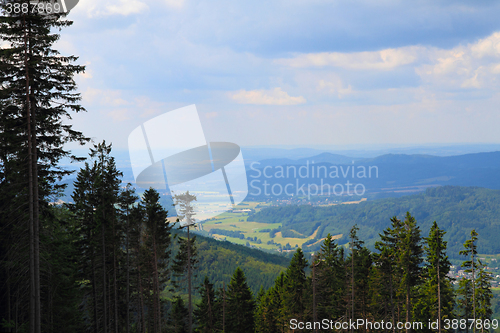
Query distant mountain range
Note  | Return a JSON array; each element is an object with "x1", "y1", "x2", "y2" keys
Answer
[
  {"x1": 57, "y1": 147, "x2": 500, "y2": 202},
  {"x1": 247, "y1": 151, "x2": 500, "y2": 199}
]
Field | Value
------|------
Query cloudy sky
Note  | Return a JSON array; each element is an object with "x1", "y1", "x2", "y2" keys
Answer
[{"x1": 62, "y1": 0, "x2": 500, "y2": 151}]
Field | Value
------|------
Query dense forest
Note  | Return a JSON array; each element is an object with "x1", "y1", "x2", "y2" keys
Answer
[
  {"x1": 248, "y1": 186, "x2": 500, "y2": 257},
  {"x1": 0, "y1": 2, "x2": 497, "y2": 333}
]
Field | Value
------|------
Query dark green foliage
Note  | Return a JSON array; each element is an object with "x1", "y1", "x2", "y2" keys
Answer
[
  {"x1": 414, "y1": 221, "x2": 455, "y2": 332},
  {"x1": 460, "y1": 229, "x2": 479, "y2": 326},
  {"x1": 174, "y1": 232, "x2": 289, "y2": 295},
  {"x1": 168, "y1": 297, "x2": 189, "y2": 333},
  {"x1": 475, "y1": 260, "x2": 494, "y2": 328},
  {"x1": 39, "y1": 206, "x2": 86, "y2": 332},
  {"x1": 458, "y1": 230, "x2": 494, "y2": 331},
  {"x1": 398, "y1": 212, "x2": 423, "y2": 327},
  {"x1": 0, "y1": 2, "x2": 88, "y2": 330},
  {"x1": 254, "y1": 281, "x2": 283, "y2": 333},
  {"x1": 171, "y1": 232, "x2": 198, "y2": 290},
  {"x1": 313, "y1": 234, "x2": 345, "y2": 320},
  {"x1": 143, "y1": 188, "x2": 173, "y2": 332},
  {"x1": 371, "y1": 216, "x2": 402, "y2": 324},
  {"x1": 208, "y1": 228, "x2": 245, "y2": 239},
  {"x1": 69, "y1": 141, "x2": 124, "y2": 332},
  {"x1": 457, "y1": 277, "x2": 473, "y2": 330},
  {"x1": 194, "y1": 276, "x2": 221, "y2": 333},
  {"x1": 226, "y1": 267, "x2": 255, "y2": 333},
  {"x1": 346, "y1": 225, "x2": 372, "y2": 326},
  {"x1": 283, "y1": 248, "x2": 308, "y2": 321}
]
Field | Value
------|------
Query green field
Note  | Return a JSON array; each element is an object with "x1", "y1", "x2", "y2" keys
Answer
[{"x1": 199, "y1": 201, "x2": 342, "y2": 252}]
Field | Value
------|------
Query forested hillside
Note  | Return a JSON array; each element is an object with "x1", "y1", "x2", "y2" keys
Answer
[
  {"x1": 248, "y1": 186, "x2": 500, "y2": 257},
  {"x1": 170, "y1": 230, "x2": 289, "y2": 295},
  {"x1": 193, "y1": 217, "x2": 498, "y2": 333}
]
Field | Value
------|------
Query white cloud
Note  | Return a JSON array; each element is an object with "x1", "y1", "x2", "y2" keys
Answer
[
  {"x1": 107, "y1": 109, "x2": 131, "y2": 122},
  {"x1": 73, "y1": 0, "x2": 148, "y2": 17},
  {"x1": 107, "y1": 0, "x2": 148, "y2": 16},
  {"x1": 276, "y1": 46, "x2": 422, "y2": 70},
  {"x1": 162, "y1": 0, "x2": 185, "y2": 9},
  {"x1": 416, "y1": 32, "x2": 500, "y2": 90},
  {"x1": 470, "y1": 32, "x2": 500, "y2": 58},
  {"x1": 317, "y1": 78, "x2": 353, "y2": 98},
  {"x1": 204, "y1": 112, "x2": 218, "y2": 119},
  {"x1": 81, "y1": 88, "x2": 173, "y2": 124},
  {"x1": 83, "y1": 88, "x2": 130, "y2": 107},
  {"x1": 230, "y1": 88, "x2": 306, "y2": 105},
  {"x1": 276, "y1": 31, "x2": 500, "y2": 93}
]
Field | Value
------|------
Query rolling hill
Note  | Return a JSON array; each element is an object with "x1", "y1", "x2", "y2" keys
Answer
[
  {"x1": 247, "y1": 185, "x2": 500, "y2": 258},
  {"x1": 246, "y1": 151, "x2": 500, "y2": 199}
]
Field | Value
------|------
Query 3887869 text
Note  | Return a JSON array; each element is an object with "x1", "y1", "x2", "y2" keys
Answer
[
  {"x1": 1, "y1": 1, "x2": 68, "y2": 15},
  {"x1": 443, "y1": 319, "x2": 498, "y2": 331}
]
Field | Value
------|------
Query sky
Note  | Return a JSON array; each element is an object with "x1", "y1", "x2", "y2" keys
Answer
[{"x1": 60, "y1": 0, "x2": 500, "y2": 151}]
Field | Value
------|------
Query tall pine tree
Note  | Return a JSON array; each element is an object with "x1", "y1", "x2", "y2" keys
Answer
[
  {"x1": 414, "y1": 221, "x2": 454, "y2": 333},
  {"x1": 0, "y1": 1, "x2": 88, "y2": 331},
  {"x1": 226, "y1": 267, "x2": 255, "y2": 333}
]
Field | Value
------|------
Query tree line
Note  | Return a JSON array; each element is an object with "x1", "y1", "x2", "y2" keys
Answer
[{"x1": 192, "y1": 214, "x2": 494, "y2": 333}]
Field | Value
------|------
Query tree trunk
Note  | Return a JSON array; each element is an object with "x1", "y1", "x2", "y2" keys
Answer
[
  {"x1": 92, "y1": 249, "x2": 99, "y2": 333},
  {"x1": 24, "y1": 12, "x2": 36, "y2": 333},
  {"x1": 312, "y1": 259, "x2": 317, "y2": 333},
  {"x1": 113, "y1": 221, "x2": 119, "y2": 333},
  {"x1": 187, "y1": 225, "x2": 192, "y2": 333},
  {"x1": 472, "y1": 243, "x2": 476, "y2": 333},
  {"x1": 406, "y1": 284, "x2": 410, "y2": 333},
  {"x1": 138, "y1": 265, "x2": 145, "y2": 333},
  {"x1": 389, "y1": 273, "x2": 395, "y2": 333},
  {"x1": 32, "y1": 95, "x2": 40, "y2": 333},
  {"x1": 126, "y1": 211, "x2": 130, "y2": 333},
  {"x1": 351, "y1": 241, "x2": 354, "y2": 333},
  {"x1": 437, "y1": 250, "x2": 441, "y2": 333},
  {"x1": 102, "y1": 220, "x2": 107, "y2": 333},
  {"x1": 222, "y1": 281, "x2": 226, "y2": 333},
  {"x1": 152, "y1": 237, "x2": 161, "y2": 333},
  {"x1": 7, "y1": 265, "x2": 11, "y2": 333}
]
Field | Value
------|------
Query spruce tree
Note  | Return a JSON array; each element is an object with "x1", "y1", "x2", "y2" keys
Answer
[
  {"x1": 0, "y1": 1, "x2": 88, "y2": 331},
  {"x1": 194, "y1": 276, "x2": 218, "y2": 333},
  {"x1": 142, "y1": 188, "x2": 172, "y2": 333},
  {"x1": 117, "y1": 183, "x2": 139, "y2": 333},
  {"x1": 168, "y1": 296, "x2": 189, "y2": 333},
  {"x1": 414, "y1": 221, "x2": 454, "y2": 333},
  {"x1": 460, "y1": 230, "x2": 493, "y2": 333},
  {"x1": 69, "y1": 161, "x2": 100, "y2": 333},
  {"x1": 457, "y1": 277, "x2": 473, "y2": 333},
  {"x1": 314, "y1": 234, "x2": 345, "y2": 320},
  {"x1": 474, "y1": 260, "x2": 493, "y2": 333},
  {"x1": 398, "y1": 212, "x2": 423, "y2": 333},
  {"x1": 91, "y1": 141, "x2": 122, "y2": 333},
  {"x1": 460, "y1": 229, "x2": 479, "y2": 329},
  {"x1": 283, "y1": 248, "x2": 308, "y2": 324},
  {"x1": 70, "y1": 142, "x2": 122, "y2": 332},
  {"x1": 346, "y1": 225, "x2": 371, "y2": 330},
  {"x1": 173, "y1": 191, "x2": 198, "y2": 333},
  {"x1": 226, "y1": 267, "x2": 255, "y2": 333},
  {"x1": 373, "y1": 216, "x2": 403, "y2": 325}
]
